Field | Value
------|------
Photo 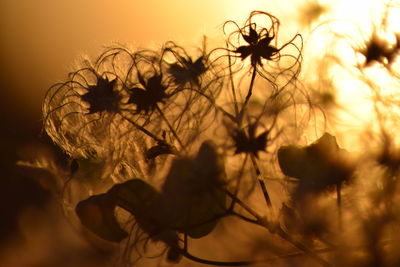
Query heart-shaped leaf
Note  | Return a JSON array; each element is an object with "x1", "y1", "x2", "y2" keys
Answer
[
  {"x1": 75, "y1": 193, "x2": 128, "y2": 242},
  {"x1": 278, "y1": 133, "x2": 352, "y2": 192}
]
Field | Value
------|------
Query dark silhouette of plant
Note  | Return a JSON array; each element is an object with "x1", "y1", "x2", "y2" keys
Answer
[
  {"x1": 234, "y1": 23, "x2": 279, "y2": 67},
  {"x1": 358, "y1": 32, "x2": 400, "y2": 67},
  {"x1": 278, "y1": 133, "x2": 352, "y2": 195},
  {"x1": 127, "y1": 73, "x2": 168, "y2": 114},
  {"x1": 81, "y1": 76, "x2": 121, "y2": 114},
  {"x1": 39, "y1": 6, "x2": 400, "y2": 267},
  {"x1": 164, "y1": 41, "x2": 208, "y2": 87},
  {"x1": 232, "y1": 122, "x2": 268, "y2": 157},
  {"x1": 75, "y1": 141, "x2": 232, "y2": 265}
]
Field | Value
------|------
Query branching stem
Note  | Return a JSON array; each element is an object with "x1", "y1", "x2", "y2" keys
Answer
[
  {"x1": 155, "y1": 104, "x2": 185, "y2": 150},
  {"x1": 118, "y1": 112, "x2": 163, "y2": 143},
  {"x1": 223, "y1": 188, "x2": 332, "y2": 267}
]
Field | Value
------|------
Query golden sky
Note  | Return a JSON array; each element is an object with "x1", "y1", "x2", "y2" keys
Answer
[
  {"x1": 0, "y1": 0, "x2": 268, "y2": 115},
  {"x1": 0, "y1": 0, "x2": 398, "y2": 150}
]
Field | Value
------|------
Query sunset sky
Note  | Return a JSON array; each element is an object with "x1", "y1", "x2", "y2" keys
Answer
[{"x1": 0, "y1": 0, "x2": 398, "y2": 146}]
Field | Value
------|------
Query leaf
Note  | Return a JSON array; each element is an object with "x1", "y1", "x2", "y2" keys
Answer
[
  {"x1": 278, "y1": 133, "x2": 352, "y2": 192},
  {"x1": 195, "y1": 140, "x2": 226, "y2": 185},
  {"x1": 107, "y1": 179, "x2": 179, "y2": 242},
  {"x1": 178, "y1": 189, "x2": 226, "y2": 238},
  {"x1": 75, "y1": 194, "x2": 128, "y2": 242},
  {"x1": 160, "y1": 141, "x2": 226, "y2": 238},
  {"x1": 108, "y1": 179, "x2": 160, "y2": 217}
]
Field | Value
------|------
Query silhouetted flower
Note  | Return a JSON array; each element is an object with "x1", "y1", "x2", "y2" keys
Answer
[
  {"x1": 168, "y1": 55, "x2": 206, "y2": 86},
  {"x1": 235, "y1": 24, "x2": 279, "y2": 67},
  {"x1": 223, "y1": 11, "x2": 302, "y2": 86},
  {"x1": 81, "y1": 76, "x2": 121, "y2": 114},
  {"x1": 359, "y1": 32, "x2": 400, "y2": 67},
  {"x1": 162, "y1": 41, "x2": 213, "y2": 88},
  {"x1": 232, "y1": 123, "x2": 268, "y2": 157},
  {"x1": 127, "y1": 73, "x2": 168, "y2": 114},
  {"x1": 361, "y1": 34, "x2": 391, "y2": 66},
  {"x1": 43, "y1": 65, "x2": 132, "y2": 160}
]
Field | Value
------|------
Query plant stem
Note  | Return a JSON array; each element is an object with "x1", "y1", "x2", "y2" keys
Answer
[
  {"x1": 250, "y1": 155, "x2": 272, "y2": 207},
  {"x1": 155, "y1": 104, "x2": 185, "y2": 150},
  {"x1": 184, "y1": 87, "x2": 236, "y2": 122},
  {"x1": 238, "y1": 66, "x2": 257, "y2": 124},
  {"x1": 227, "y1": 43, "x2": 239, "y2": 117},
  {"x1": 177, "y1": 247, "x2": 253, "y2": 266},
  {"x1": 223, "y1": 189, "x2": 260, "y2": 219},
  {"x1": 274, "y1": 226, "x2": 332, "y2": 267},
  {"x1": 337, "y1": 183, "x2": 342, "y2": 230},
  {"x1": 118, "y1": 112, "x2": 163, "y2": 143},
  {"x1": 224, "y1": 189, "x2": 332, "y2": 267}
]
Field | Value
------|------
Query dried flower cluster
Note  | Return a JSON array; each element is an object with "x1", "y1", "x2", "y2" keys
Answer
[{"x1": 38, "y1": 8, "x2": 400, "y2": 267}]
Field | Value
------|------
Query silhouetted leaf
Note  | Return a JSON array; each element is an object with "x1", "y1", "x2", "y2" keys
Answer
[
  {"x1": 108, "y1": 179, "x2": 180, "y2": 244},
  {"x1": 75, "y1": 194, "x2": 128, "y2": 242},
  {"x1": 278, "y1": 133, "x2": 352, "y2": 193},
  {"x1": 108, "y1": 179, "x2": 159, "y2": 217},
  {"x1": 160, "y1": 141, "x2": 226, "y2": 238}
]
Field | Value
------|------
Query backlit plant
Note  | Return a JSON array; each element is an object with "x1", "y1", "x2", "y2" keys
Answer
[{"x1": 40, "y1": 8, "x2": 400, "y2": 267}]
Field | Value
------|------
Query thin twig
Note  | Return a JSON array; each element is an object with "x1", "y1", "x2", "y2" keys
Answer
[
  {"x1": 155, "y1": 104, "x2": 185, "y2": 150},
  {"x1": 118, "y1": 112, "x2": 163, "y2": 143},
  {"x1": 223, "y1": 188, "x2": 332, "y2": 267},
  {"x1": 185, "y1": 87, "x2": 236, "y2": 122},
  {"x1": 250, "y1": 155, "x2": 272, "y2": 207},
  {"x1": 178, "y1": 247, "x2": 253, "y2": 266},
  {"x1": 238, "y1": 66, "x2": 257, "y2": 124},
  {"x1": 227, "y1": 43, "x2": 240, "y2": 117},
  {"x1": 337, "y1": 183, "x2": 342, "y2": 230}
]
